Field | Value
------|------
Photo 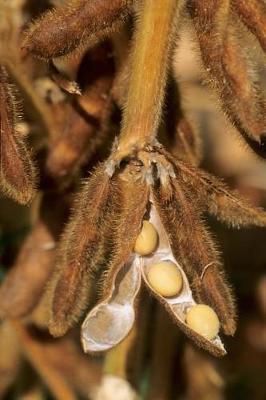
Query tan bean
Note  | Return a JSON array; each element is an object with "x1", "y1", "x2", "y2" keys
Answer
[
  {"x1": 186, "y1": 304, "x2": 220, "y2": 340},
  {"x1": 134, "y1": 221, "x2": 158, "y2": 255},
  {"x1": 147, "y1": 261, "x2": 183, "y2": 297}
]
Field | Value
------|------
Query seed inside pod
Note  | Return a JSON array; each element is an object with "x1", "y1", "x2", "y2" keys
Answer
[
  {"x1": 147, "y1": 261, "x2": 183, "y2": 297},
  {"x1": 185, "y1": 304, "x2": 220, "y2": 340},
  {"x1": 134, "y1": 221, "x2": 158, "y2": 256}
]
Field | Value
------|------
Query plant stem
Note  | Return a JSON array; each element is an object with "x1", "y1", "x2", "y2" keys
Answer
[{"x1": 116, "y1": 0, "x2": 179, "y2": 159}]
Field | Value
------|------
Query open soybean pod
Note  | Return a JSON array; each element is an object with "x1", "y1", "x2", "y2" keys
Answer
[
  {"x1": 81, "y1": 162, "x2": 149, "y2": 352},
  {"x1": 81, "y1": 187, "x2": 226, "y2": 357},
  {"x1": 141, "y1": 199, "x2": 226, "y2": 357}
]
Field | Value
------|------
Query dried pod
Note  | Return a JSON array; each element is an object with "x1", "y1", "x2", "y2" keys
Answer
[
  {"x1": 49, "y1": 138, "x2": 266, "y2": 356},
  {"x1": 81, "y1": 256, "x2": 141, "y2": 352},
  {"x1": 187, "y1": 1, "x2": 266, "y2": 158},
  {"x1": 111, "y1": 52, "x2": 130, "y2": 108},
  {"x1": 140, "y1": 200, "x2": 226, "y2": 356},
  {"x1": 152, "y1": 176, "x2": 236, "y2": 336},
  {"x1": 81, "y1": 163, "x2": 149, "y2": 351},
  {"x1": 80, "y1": 158, "x2": 229, "y2": 356},
  {"x1": 232, "y1": 0, "x2": 266, "y2": 53},
  {"x1": 23, "y1": 0, "x2": 133, "y2": 60},
  {"x1": 98, "y1": 163, "x2": 149, "y2": 296},
  {"x1": 49, "y1": 164, "x2": 149, "y2": 339},
  {"x1": 162, "y1": 151, "x2": 266, "y2": 229},
  {"x1": 46, "y1": 103, "x2": 96, "y2": 179},
  {"x1": 48, "y1": 164, "x2": 113, "y2": 337},
  {"x1": 0, "y1": 221, "x2": 56, "y2": 319},
  {"x1": 163, "y1": 77, "x2": 202, "y2": 166},
  {"x1": 0, "y1": 65, "x2": 36, "y2": 204}
]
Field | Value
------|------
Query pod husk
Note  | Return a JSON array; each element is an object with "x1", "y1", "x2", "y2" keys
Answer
[
  {"x1": 141, "y1": 200, "x2": 226, "y2": 357},
  {"x1": 0, "y1": 65, "x2": 36, "y2": 204},
  {"x1": 48, "y1": 164, "x2": 117, "y2": 336},
  {"x1": 161, "y1": 149, "x2": 266, "y2": 229},
  {"x1": 81, "y1": 256, "x2": 141, "y2": 353},
  {"x1": 151, "y1": 180, "x2": 236, "y2": 337}
]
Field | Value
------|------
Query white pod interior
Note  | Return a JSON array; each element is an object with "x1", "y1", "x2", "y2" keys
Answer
[{"x1": 81, "y1": 256, "x2": 141, "y2": 352}]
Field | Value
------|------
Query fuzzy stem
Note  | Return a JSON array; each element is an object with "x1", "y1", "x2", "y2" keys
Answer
[{"x1": 116, "y1": 0, "x2": 179, "y2": 159}]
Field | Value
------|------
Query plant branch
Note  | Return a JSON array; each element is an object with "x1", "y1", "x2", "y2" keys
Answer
[{"x1": 115, "y1": 0, "x2": 180, "y2": 160}]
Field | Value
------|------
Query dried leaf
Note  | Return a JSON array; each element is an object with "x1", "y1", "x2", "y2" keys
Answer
[
  {"x1": 13, "y1": 322, "x2": 77, "y2": 400},
  {"x1": 30, "y1": 334, "x2": 101, "y2": 398}
]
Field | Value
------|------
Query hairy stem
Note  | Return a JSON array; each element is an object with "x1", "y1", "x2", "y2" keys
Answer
[{"x1": 116, "y1": 0, "x2": 179, "y2": 159}]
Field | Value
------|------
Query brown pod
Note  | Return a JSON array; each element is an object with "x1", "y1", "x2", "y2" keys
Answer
[
  {"x1": 232, "y1": 0, "x2": 266, "y2": 53},
  {"x1": 163, "y1": 78, "x2": 202, "y2": 166},
  {"x1": 81, "y1": 162, "x2": 149, "y2": 352},
  {"x1": 23, "y1": 0, "x2": 133, "y2": 60},
  {"x1": 48, "y1": 164, "x2": 116, "y2": 337},
  {"x1": 163, "y1": 150, "x2": 266, "y2": 229},
  {"x1": 140, "y1": 200, "x2": 226, "y2": 357},
  {"x1": 152, "y1": 177, "x2": 236, "y2": 336},
  {"x1": 99, "y1": 162, "x2": 149, "y2": 296},
  {"x1": 0, "y1": 221, "x2": 56, "y2": 318},
  {"x1": 0, "y1": 65, "x2": 36, "y2": 204},
  {"x1": 187, "y1": 1, "x2": 266, "y2": 158}
]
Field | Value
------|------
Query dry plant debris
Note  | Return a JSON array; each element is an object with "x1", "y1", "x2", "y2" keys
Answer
[{"x1": 1, "y1": 0, "x2": 266, "y2": 398}]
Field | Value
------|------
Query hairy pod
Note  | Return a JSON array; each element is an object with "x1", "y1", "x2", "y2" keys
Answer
[
  {"x1": 232, "y1": 0, "x2": 266, "y2": 53},
  {"x1": 23, "y1": 0, "x2": 133, "y2": 60},
  {"x1": 188, "y1": 0, "x2": 266, "y2": 158},
  {"x1": 163, "y1": 77, "x2": 202, "y2": 166},
  {"x1": 0, "y1": 65, "x2": 36, "y2": 204},
  {"x1": 81, "y1": 162, "x2": 149, "y2": 352},
  {"x1": 152, "y1": 178, "x2": 236, "y2": 336},
  {"x1": 161, "y1": 149, "x2": 266, "y2": 229},
  {"x1": 48, "y1": 164, "x2": 116, "y2": 336}
]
